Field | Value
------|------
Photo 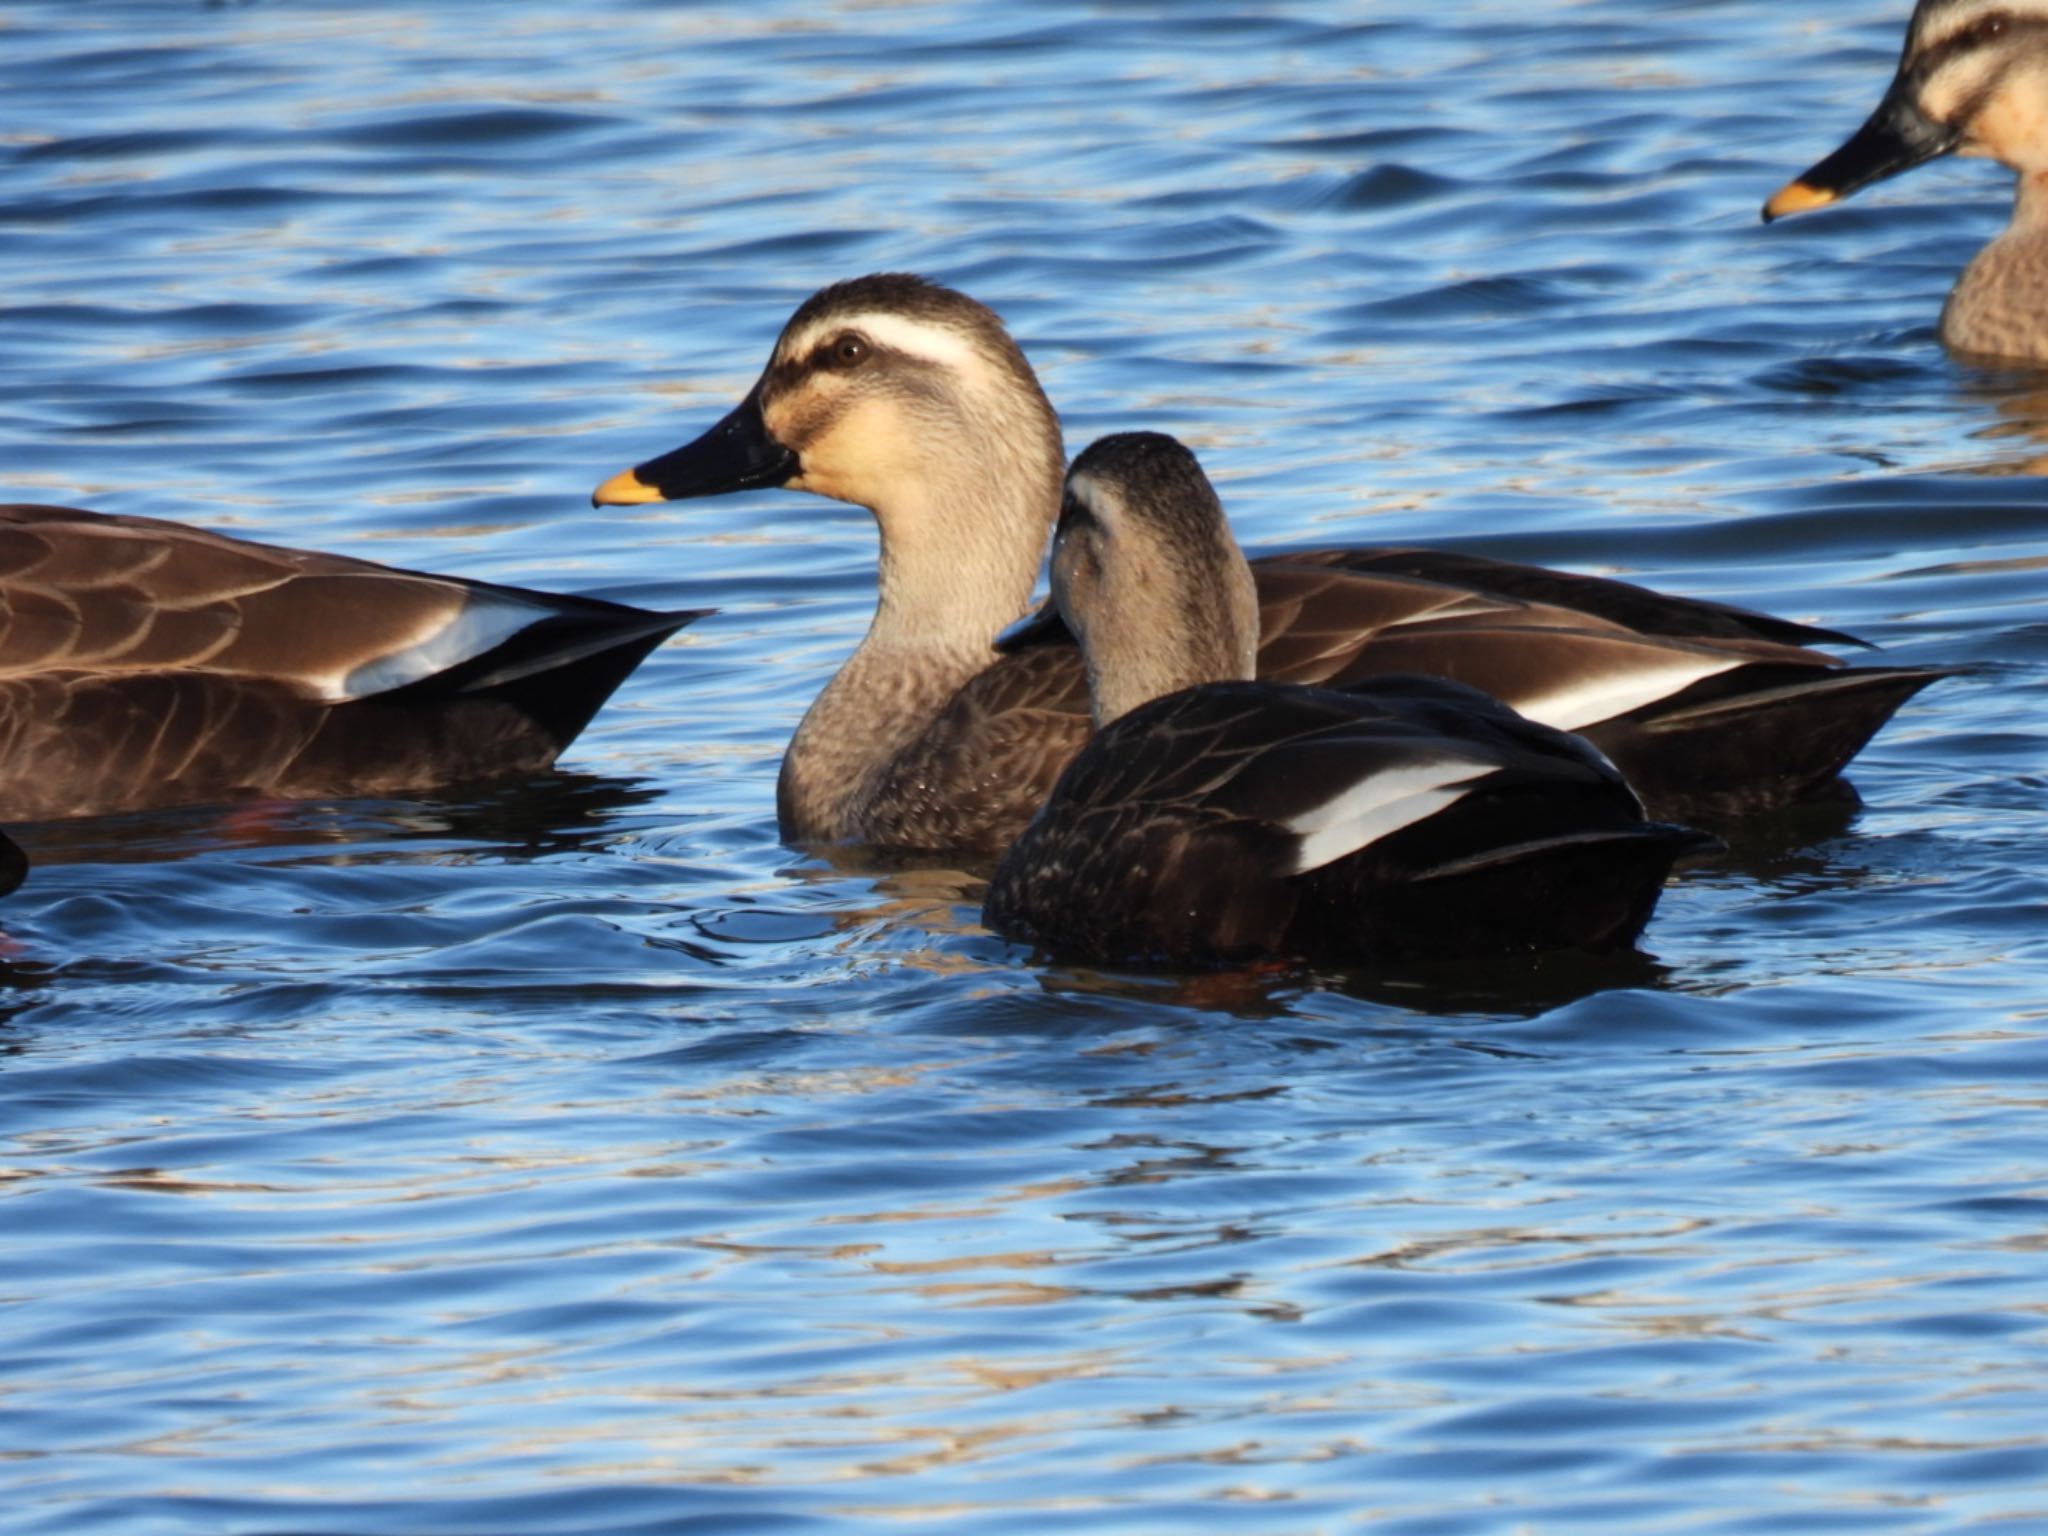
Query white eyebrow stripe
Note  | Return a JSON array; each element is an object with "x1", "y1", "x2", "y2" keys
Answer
[{"x1": 783, "y1": 311, "x2": 986, "y2": 374}]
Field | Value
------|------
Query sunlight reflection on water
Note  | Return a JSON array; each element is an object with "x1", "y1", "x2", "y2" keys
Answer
[{"x1": 2, "y1": 0, "x2": 2046, "y2": 1532}]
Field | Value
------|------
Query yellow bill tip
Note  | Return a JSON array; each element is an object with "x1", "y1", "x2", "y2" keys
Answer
[
  {"x1": 591, "y1": 467, "x2": 664, "y2": 507},
  {"x1": 1763, "y1": 179, "x2": 1838, "y2": 223}
]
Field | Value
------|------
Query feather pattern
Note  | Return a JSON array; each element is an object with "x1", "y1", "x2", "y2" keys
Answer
[
  {"x1": 0, "y1": 504, "x2": 705, "y2": 821},
  {"x1": 592, "y1": 274, "x2": 1955, "y2": 854},
  {"x1": 983, "y1": 677, "x2": 1714, "y2": 967},
  {"x1": 981, "y1": 434, "x2": 1717, "y2": 967},
  {"x1": 1283, "y1": 760, "x2": 1487, "y2": 874},
  {"x1": 998, "y1": 555, "x2": 1952, "y2": 829}
]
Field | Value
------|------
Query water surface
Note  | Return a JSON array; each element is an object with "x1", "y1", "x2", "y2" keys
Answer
[{"x1": 3, "y1": 2, "x2": 2047, "y2": 1532}]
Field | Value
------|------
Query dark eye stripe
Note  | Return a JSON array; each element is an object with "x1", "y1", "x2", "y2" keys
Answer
[
  {"x1": 1922, "y1": 10, "x2": 2027, "y2": 74},
  {"x1": 1911, "y1": 11, "x2": 2048, "y2": 131}
]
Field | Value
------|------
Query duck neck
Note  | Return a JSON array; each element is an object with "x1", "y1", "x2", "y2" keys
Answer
[
  {"x1": 1086, "y1": 599, "x2": 1258, "y2": 727},
  {"x1": 778, "y1": 460, "x2": 1060, "y2": 843},
  {"x1": 1077, "y1": 530, "x2": 1261, "y2": 728},
  {"x1": 2011, "y1": 168, "x2": 2048, "y2": 227},
  {"x1": 1089, "y1": 640, "x2": 1239, "y2": 727},
  {"x1": 1944, "y1": 173, "x2": 2048, "y2": 357}
]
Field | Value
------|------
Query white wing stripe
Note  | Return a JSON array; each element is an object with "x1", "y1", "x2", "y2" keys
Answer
[
  {"x1": 336, "y1": 590, "x2": 548, "y2": 701},
  {"x1": 1517, "y1": 654, "x2": 1741, "y2": 732},
  {"x1": 1286, "y1": 760, "x2": 1490, "y2": 874}
]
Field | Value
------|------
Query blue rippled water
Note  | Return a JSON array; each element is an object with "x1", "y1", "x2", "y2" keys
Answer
[{"x1": 3, "y1": 2, "x2": 2047, "y2": 1532}]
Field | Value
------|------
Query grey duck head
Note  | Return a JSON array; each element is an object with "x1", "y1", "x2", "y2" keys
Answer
[{"x1": 1055, "y1": 432, "x2": 1261, "y2": 727}]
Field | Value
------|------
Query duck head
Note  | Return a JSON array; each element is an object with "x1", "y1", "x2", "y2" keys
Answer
[
  {"x1": 1055, "y1": 433, "x2": 1260, "y2": 726},
  {"x1": 593, "y1": 274, "x2": 1067, "y2": 647},
  {"x1": 1765, "y1": 2, "x2": 2048, "y2": 220},
  {"x1": 593, "y1": 274, "x2": 1063, "y2": 519}
]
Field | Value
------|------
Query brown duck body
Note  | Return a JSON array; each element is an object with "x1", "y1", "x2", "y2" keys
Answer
[
  {"x1": 0, "y1": 504, "x2": 703, "y2": 822},
  {"x1": 594, "y1": 274, "x2": 1951, "y2": 858},
  {"x1": 1235, "y1": 548, "x2": 1948, "y2": 826}
]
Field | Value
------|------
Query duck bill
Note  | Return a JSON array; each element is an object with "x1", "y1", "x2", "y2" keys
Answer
[
  {"x1": 1763, "y1": 87, "x2": 1959, "y2": 222},
  {"x1": 991, "y1": 600, "x2": 1069, "y2": 654},
  {"x1": 590, "y1": 385, "x2": 798, "y2": 507}
]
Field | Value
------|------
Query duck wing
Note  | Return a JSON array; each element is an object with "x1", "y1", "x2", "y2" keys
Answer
[
  {"x1": 1253, "y1": 564, "x2": 1959, "y2": 816},
  {"x1": 994, "y1": 560, "x2": 1953, "y2": 822},
  {"x1": 984, "y1": 677, "x2": 1710, "y2": 967},
  {"x1": 0, "y1": 505, "x2": 704, "y2": 820},
  {"x1": 1267, "y1": 546, "x2": 1870, "y2": 649}
]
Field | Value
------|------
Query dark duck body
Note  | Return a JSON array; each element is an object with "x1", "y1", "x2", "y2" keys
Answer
[
  {"x1": 593, "y1": 273, "x2": 1950, "y2": 856},
  {"x1": 0, "y1": 503, "x2": 703, "y2": 821},
  {"x1": 981, "y1": 434, "x2": 1714, "y2": 968}
]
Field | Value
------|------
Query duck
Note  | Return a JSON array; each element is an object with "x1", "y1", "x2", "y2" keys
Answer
[
  {"x1": 1763, "y1": 0, "x2": 2048, "y2": 359},
  {"x1": 592, "y1": 273, "x2": 1951, "y2": 856},
  {"x1": 0, "y1": 831, "x2": 23, "y2": 899},
  {"x1": 0, "y1": 503, "x2": 705, "y2": 822},
  {"x1": 981, "y1": 433, "x2": 1716, "y2": 967}
]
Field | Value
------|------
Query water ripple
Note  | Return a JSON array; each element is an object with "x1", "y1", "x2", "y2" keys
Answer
[{"x1": 3, "y1": 0, "x2": 2047, "y2": 1532}]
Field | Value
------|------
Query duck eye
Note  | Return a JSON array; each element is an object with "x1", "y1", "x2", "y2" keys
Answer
[
  {"x1": 825, "y1": 333, "x2": 869, "y2": 369},
  {"x1": 1963, "y1": 12, "x2": 2011, "y2": 46}
]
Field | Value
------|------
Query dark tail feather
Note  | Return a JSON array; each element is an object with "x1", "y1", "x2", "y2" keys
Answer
[
  {"x1": 1587, "y1": 663, "x2": 1961, "y2": 821},
  {"x1": 1295, "y1": 820, "x2": 1713, "y2": 959},
  {"x1": 380, "y1": 607, "x2": 708, "y2": 752},
  {"x1": 1401, "y1": 821, "x2": 1715, "y2": 954},
  {"x1": 458, "y1": 608, "x2": 709, "y2": 694},
  {"x1": 469, "y1": 609, "x2": 708, "y2": 750},
  {"x1": 1415, "y1": 822, "x2": 1722, "y2": 882}
]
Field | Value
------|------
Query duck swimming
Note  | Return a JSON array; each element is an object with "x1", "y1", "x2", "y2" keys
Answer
[
  {"x1": 1764, "y1": 0, "x2": 2048, "y2": 359},
  {"x1": 593, "y1": 274, "x2": 1949, "y2": 855},
  {"x1": 0, "y1": 503, "x2": 703, "y2": 821},
  {"x1": 981, "y1": 434, "x2": 1715, "y2": 968}
]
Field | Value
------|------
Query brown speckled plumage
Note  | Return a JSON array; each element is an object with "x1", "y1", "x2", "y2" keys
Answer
[{"x1": 1943, "y1": 206, "x2": 2048, "y2": 356}]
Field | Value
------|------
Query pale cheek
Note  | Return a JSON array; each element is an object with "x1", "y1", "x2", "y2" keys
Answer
[
  {"x1": 793, "y1": 398, "x2": 919, "y2": 507},
  {"x1": 1967, "y1": 85, "x2": 2048, "y2": 170},
  {"x1": 1923, "y1": 74, "x2": 1967, "y2": 129}
]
